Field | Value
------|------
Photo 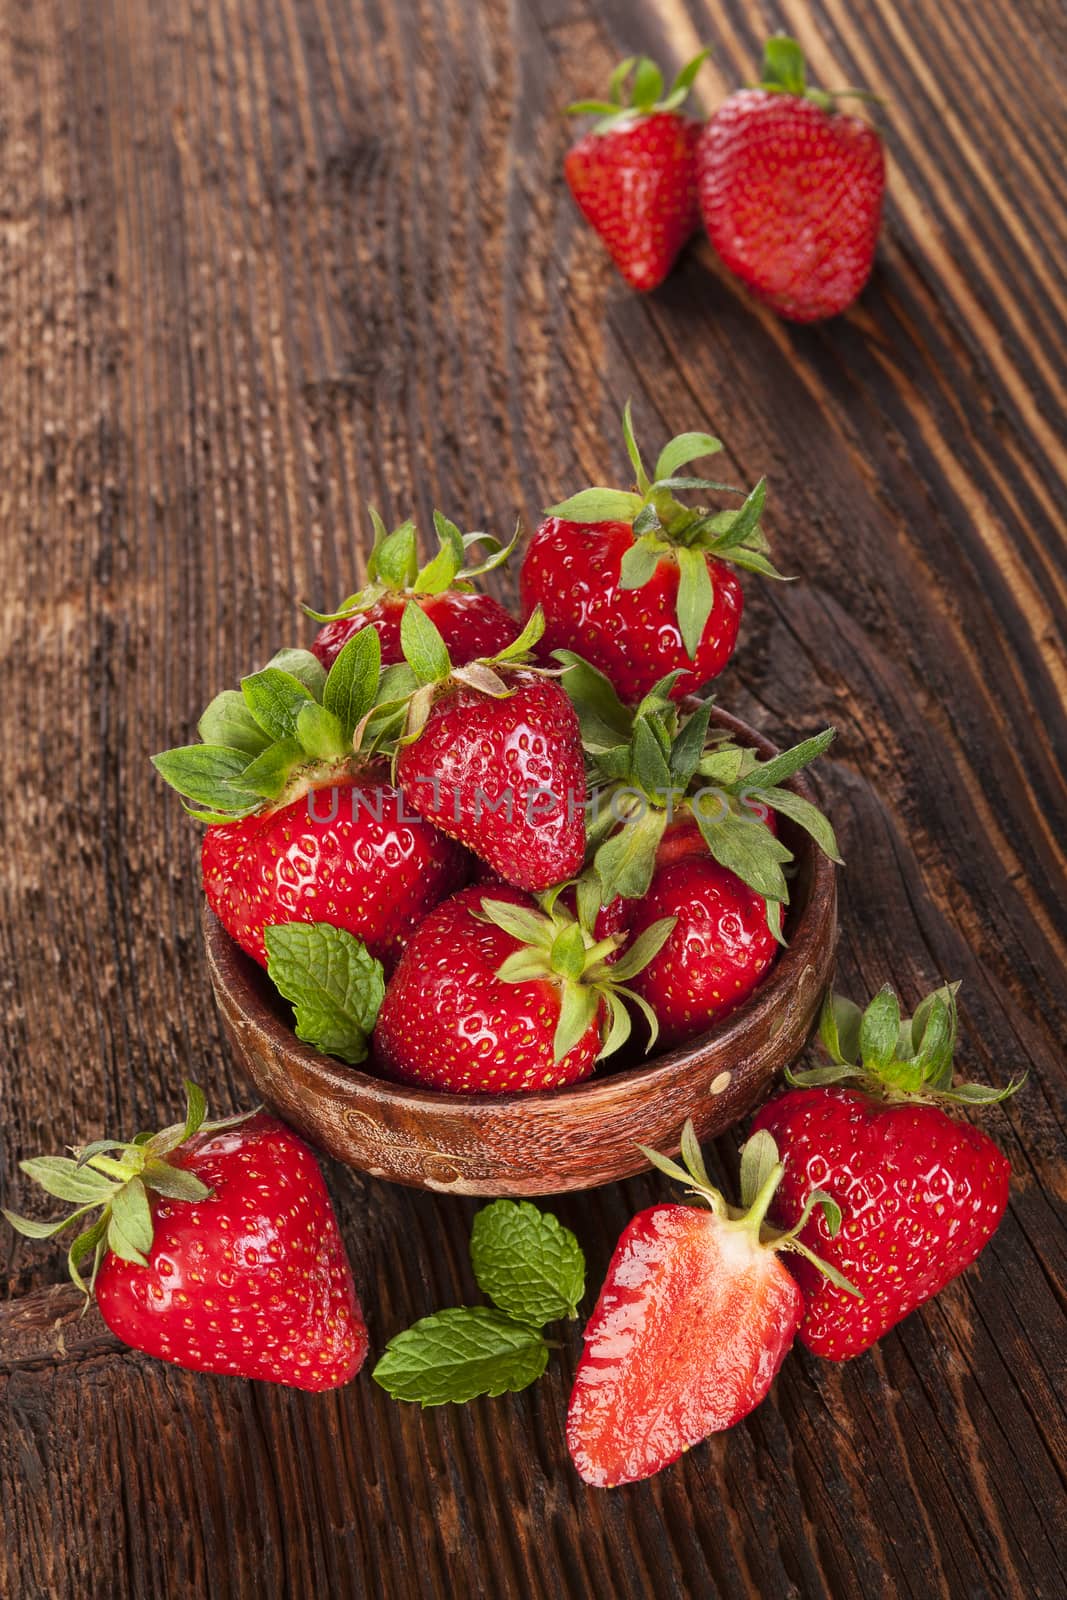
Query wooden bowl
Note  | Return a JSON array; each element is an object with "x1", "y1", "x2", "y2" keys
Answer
[{"x1": 204, "y1": 707, "x2": 837, "y2": 1196}]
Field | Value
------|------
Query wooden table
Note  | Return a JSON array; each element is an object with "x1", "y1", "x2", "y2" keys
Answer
[{"x1": 2, "y1": 1, "x2": 1065, "y2": 1595}]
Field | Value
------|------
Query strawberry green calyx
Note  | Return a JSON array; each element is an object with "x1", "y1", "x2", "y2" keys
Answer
[
  {"x1": 639, "y1": 1120, "x2": 861, "y2": 1295},
  {"x1": 757, "y1": 35, "x2": 880, "y2": 113},
  {"x1": 568, "y1": 49, "x2": 712, "y2": 135},
  {"x1": 151, "y1": 627, "x2": 384, "y2": 823},
  {"x1": 544, "y1": 402, "x2": 786, "y2": 658},
  {"x1": 306, "y1": 508, "x2": 517, "y2": 623},
  {"x1": 1, "y1": 1083, "x2": 255, "y2": 1304},
  {"x1": 476, "y1": 886, "x2": 675, "y2": 1062},
  {"x1": 557, "y1": 655, "x2": 841, "y2": 937},
  {"x1": 375, "y1": 602, "x2": 550, "y2": 747},
  {"x1": 792, "y1": 983, "x2": 1026, "y2": 1106}
]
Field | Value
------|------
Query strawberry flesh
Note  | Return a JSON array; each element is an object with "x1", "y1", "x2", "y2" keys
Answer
[
  {"x1": 95, "y1": 1114, "x2": 368, "y2": 1391},
  {"x1": 373, "y1": 884, "x2": 603, "y2": 1093},
  {"x1": 698, "y1": 90, "x2": 885, "y2": 323},
  {"x1": 567, "y1": 1203, "x2": 803, "y2": 1486},
  {"x1": 311, "y1": 590, "x2": 520, "y2": 670},
  {"x1": 202, "y1": 772, "x2": 469, "y2": 971},
  {"x1": 751, "y1": 1088, "x2": 1012, "y2": 1358},
  {"x1": 521, "y1": 518, "x2": 742, "y2": 704}
]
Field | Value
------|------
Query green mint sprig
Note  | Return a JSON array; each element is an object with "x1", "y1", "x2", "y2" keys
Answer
[
  {"x1": 264, "y1": 923, "x2": 385, "y2": 1066},
  {"x1": 373, "y1": 1200, "x2": 585, "y2": 1406}
]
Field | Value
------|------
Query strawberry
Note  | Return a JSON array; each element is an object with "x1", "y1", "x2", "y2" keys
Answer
[
  {"x1": 697, "y1": 36, "x2": 885, "y2": 322},
  {"x1": 751, "y1": 983, "x2": 1022, "y2": 1359},
  {"x1": 308, "y1": 508, "x2": 519, "y2": 670},
  {"x1": 565, "y1": 52, "x2": 709, "y2": 292},
  {"x1": 153, "y1": 632, "x2": 469, "y2": 971},
  {"x1": 561, "y1": 658, "x2": 839, "y2": 944},
  {"x1": 622, "y1": 854, "x2": 778, "y2": 1050},
  {"x1": 384, "y1": 605, "x2": 589, "y2": 890},
  {"x1": 567, "y1": 1121, "x2": 855, "y2": 1486},
  {"x1": 200, "y1": 770, "x2": 468, "y2": 971},
  {"x1": 2, "y1": 1084, "x2": 368, "y2": 1391},
  {"x1": 521, "y1": 405, "x2": 783, "y2": 703},
  {"x1": 373, "y1": 883, "x2": 673, "y2": 1094}
]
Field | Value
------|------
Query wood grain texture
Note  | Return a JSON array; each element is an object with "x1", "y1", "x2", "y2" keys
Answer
[{"x1": 0, "y1": 0, "x2": 1065, "y2": 1595}]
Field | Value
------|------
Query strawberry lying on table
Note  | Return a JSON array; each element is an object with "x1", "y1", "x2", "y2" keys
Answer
[
  {"x1": 564, "y1": 50, "x2": 710, "y2": 292},
  {"x1": 697, "y1": 35, "x2": 885, "y2": 322},
  {"x1": 2, "y1": 1084, "x2": 367, "y2": 1391},
  {"x1": 752, "y1": 982, "x2": 1022, "y2": 1358},
  {"x1": 521, "y1": 404, "x2": 783, "y2": 704}
]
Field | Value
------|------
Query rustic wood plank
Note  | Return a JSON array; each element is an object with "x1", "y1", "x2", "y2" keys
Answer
[{"x1": 1, "y1": 0, "x2": 1066, "y2": 1595}]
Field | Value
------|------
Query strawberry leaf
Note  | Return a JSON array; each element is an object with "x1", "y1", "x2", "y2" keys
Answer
[
  {"x1": 197, "y1": 691, "x2": 273, "y2": 756},
  {"x1": 264, "y1": 923, "x2": 385, "y2": 1065},
  {"x1": 553, "y1": 984, "x2": 600, "y2": 1062},
  {"x1": 241, "y1": 667, "x2": 316, "y2": 742},
  {"x1": 295, "y1": 702, "x2": 349, "y2": 761},
  {"x1": 653, "y1": 430, "x2": 722, "y2": 483},
  {"x1": 470, "y1": 1200, "x2": 585, "y2": 1324},
  {"x1": 555, "y1": 652, "x2": 633, "y2": 750},
  {"x1": 372, "y1": 1308, "x2": 549, "y2": 1406},
  {"x1": 819, "y1": 991, "x2": 864, "y2": 1066},
  {"x1": 543, "y1": 488, "x2": 644, "y2": 524},
  {"x1": 262, "y1": 648, "x2": 328, "y2": 699},
  {"x1": 399, "y1": 601, "x2": 451, "y2": 686},
  {"x1": 859, "y1": 987, "x2": 902, "y2": 1071},
  {"x1": 322, "y1": 626, "x2": 382, "y2": 740},
  {"x1": 760, "y1": 785, "x2": 844, "y2": 864},
  {"x1": 594, "y1": 806, "x2": 669, "y2": 902},
  {"x1": 17, "y1": 1158, "x2": 117, "y2": 1206},
  {"x1": 151, "y1": 745, "x2": 261, "y2": 813},
  {"x1": 675, "y1": 545, "x2": 714, "y2": 659}
]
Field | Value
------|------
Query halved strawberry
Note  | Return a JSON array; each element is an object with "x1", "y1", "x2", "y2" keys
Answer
[
  {"x1": 567, "y1": 1121, "x2": 855, "y2": 1486},
  {"x1": 521, "y1": 405, "x2": 783, "y2": 703},
  {"x1": 308, "y1": 508, "x2": 519, "y2": 669},
  {"x1": 565, "y1": 51, "x2": 709, "y2": 292},
  {"x1": 2, "y1": 1084, "x2": 368, "y2": 1391}
]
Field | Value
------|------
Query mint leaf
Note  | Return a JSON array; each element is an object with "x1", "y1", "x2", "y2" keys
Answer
[
  {"x1": 372, "y1": 1307, "x2": 549, "y2": 1405},
  {"x1": 264, "y1": 923, "x2": 385, "y2": 1065},
  {"x1": 471, "y1": 1200, "x2": 585, "y2": 1326}
]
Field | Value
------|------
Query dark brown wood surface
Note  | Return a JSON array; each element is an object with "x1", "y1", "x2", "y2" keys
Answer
[{"x1": 1, "y1": 0, "x2": 1065, "y2": 1595}]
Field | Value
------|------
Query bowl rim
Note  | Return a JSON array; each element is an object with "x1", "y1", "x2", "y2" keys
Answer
[{"x1": 206, "y1": 702, "x2": 836, "y2": 1118}]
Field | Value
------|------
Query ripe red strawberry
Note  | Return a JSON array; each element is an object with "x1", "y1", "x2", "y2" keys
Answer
[
  {"x1": 565, "y1": 52, "x2": 710, "y2": 291},
  {"x1": 568, "y1": 1121, "x2": 854, "y2": 1486},
  {"x1": 373, "y1": 884, "x2": 673, "y2": 1094},
  {"x1": 309, "y1": 508, "x2": 518, "y2": 671},
  {"x1": 751, "y1": 983, "x2": 1021, "y2": 1359},
  {"x1": 559, "y1": 666, "x2": 838, "y2": 1024},
  {"x1": 698, "y1": 36, "x2": 885, "y2": 322},
  {"x1": 201, "y1": 770, "x2": 468, "y2": 971},
  {"x1": 153, "y1": 630, "x2": 470, "y2": 972},
  {"x1": 2, "y1": 1085, "x2": 368, "y2": 1391},
  {"x1": 388, "y1": 605, "x2": 588, "y2": 891},
  {"x1": 623, "y1": 854, "x2": 777, "y2": 1050},
  {"x1": 522, "y1": 405, "x2": 781, "y2": 703}
]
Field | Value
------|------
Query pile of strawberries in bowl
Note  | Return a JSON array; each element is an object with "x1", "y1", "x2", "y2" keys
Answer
[{"x1": 152, "y1": 408, "x2": 840, "y2": 1103}]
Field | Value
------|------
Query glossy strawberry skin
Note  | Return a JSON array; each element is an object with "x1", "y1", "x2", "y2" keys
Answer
[
  {"x1": 520, "y1": 518, "x2": 742, "y2": 703},
  {"x1": 373, "y1": 885, "x2": 603, "y2": 1094},
  {"x1": 697, "y1": 90, "x2": 885, "y2": 323},
  {"x1": 311, "y1": 590, "x2": 520, "y2": 671},
  {"x1": 568, "y1": 1204, "x2": 802, "y2": 1486},
  {"x1": 95, "y1": 1115, "x2": 368, "y2": 1391},
  {"x1": 202, "y1": 773, "x2": 469, "y2": 971},
  {"x1": 623, "y1": 854, "x2": 777, "y2": 1049},
  {"x1": 395, "y1": 674, "x2": 587, "y2": 891},
  {"x1": 751, "y1": 1088, "x2": 1012, "y2": 1359},
  {"x1": 566, "y1": 114, "x2": 701, "y2": 292}
]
